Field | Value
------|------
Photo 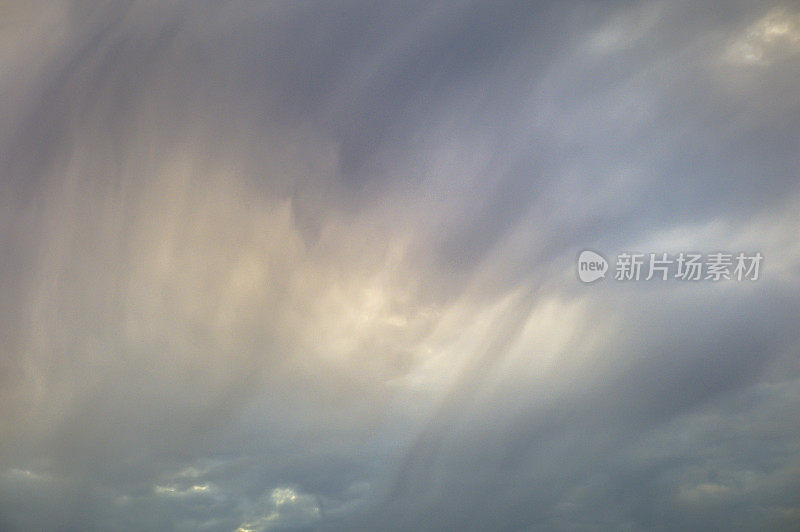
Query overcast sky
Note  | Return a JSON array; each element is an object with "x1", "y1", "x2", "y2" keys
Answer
[{"x1": 1, "y1": 1, "x2": 800, "y2": 530}]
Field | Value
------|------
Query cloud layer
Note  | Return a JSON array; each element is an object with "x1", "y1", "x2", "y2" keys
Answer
[{"x1": 1, "y1": 1, "x2": 799, "y2": 530}]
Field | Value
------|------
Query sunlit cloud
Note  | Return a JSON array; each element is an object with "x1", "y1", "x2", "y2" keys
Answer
[
  {"x1": 1, "y1": 1, "x2": 798, "y2": 530},
  {"x1": 724, "y1": 7, "x2": 800, "y2": 65},
  {"x1": 235, "y1": 486, "x2": 321, "y2": 532}
]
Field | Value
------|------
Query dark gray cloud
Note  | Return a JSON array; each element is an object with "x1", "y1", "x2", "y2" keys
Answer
[{"x1": 1, "y1": 1, "x2": 799, "y2": 530}]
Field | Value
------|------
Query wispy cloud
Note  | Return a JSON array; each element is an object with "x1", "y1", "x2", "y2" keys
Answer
[{"x1": 1, "y1": 1, "x2": 799, "y2": 530}]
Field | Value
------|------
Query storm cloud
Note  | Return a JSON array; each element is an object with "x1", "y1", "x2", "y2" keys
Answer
[{"x1": 1, "y1": 1, "x2": 799, "y2": 530}]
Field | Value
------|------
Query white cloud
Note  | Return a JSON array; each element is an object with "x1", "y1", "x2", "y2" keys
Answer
[
  {"x1": 154, "y1": 482, "x2": 221, "y2": 499},
  {"x1": 236, "y1": 486, "x2": 321, "y2": 532},
  {"x1": 724, "y1": 7, "x2": 800, "y2": 65}
]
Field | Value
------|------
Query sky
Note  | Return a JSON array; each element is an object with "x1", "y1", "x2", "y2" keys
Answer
[{"x1": 1, "y1": 1, "x2": 799, "y2": 530}]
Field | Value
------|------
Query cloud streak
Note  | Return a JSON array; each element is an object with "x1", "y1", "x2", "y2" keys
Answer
[{"x1": 1, "y1": 1, "x2": 799, "y2": 530}]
